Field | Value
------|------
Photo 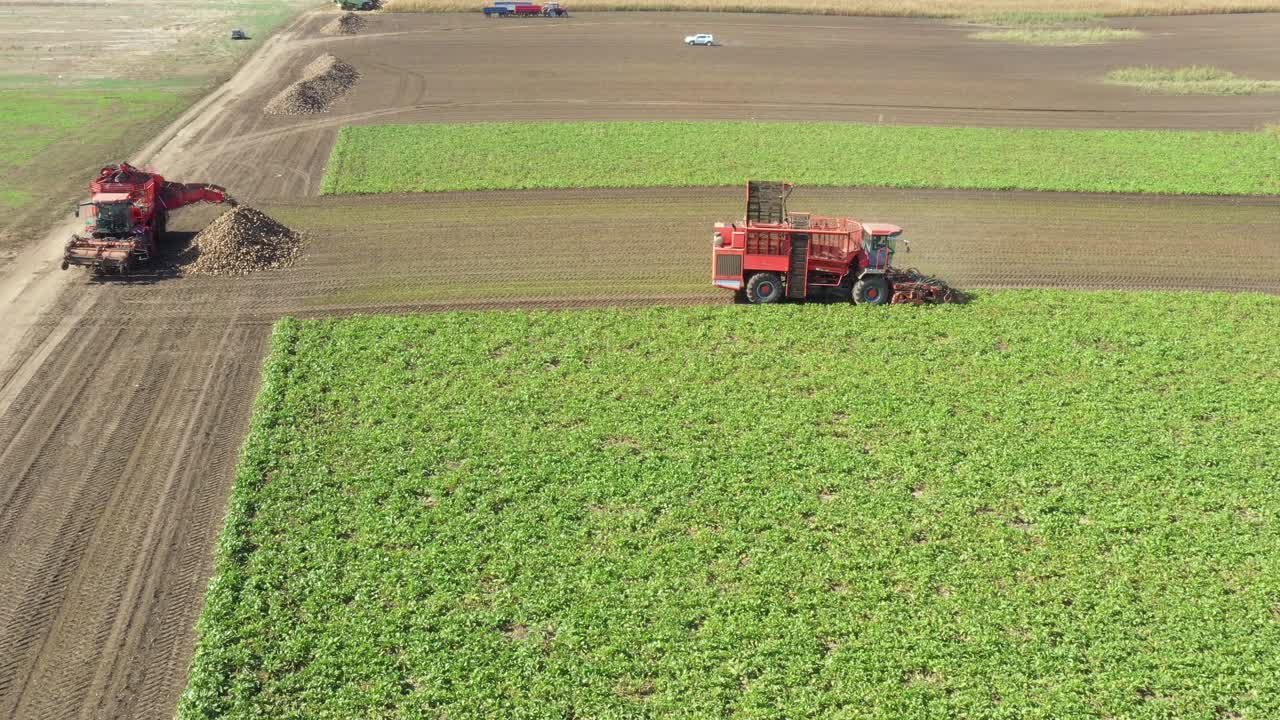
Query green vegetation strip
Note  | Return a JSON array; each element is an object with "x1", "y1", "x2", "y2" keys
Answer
[
  {"x1": 182, "y1": 292, "x2": 1280, "y2": 719},
  {"x1": 966, "y1": 10, "x2": 1104, "y2": 25},
  {"x1": 0, "y1": 88, "x2": 191, "y2": 214},
  {"x1": 971, "y1": 28, "x2": 1143, "y2": 44},
  {"x1": 1107, "y1": 65, "x2": 1280, "y2": 95},
  {"x1": 322, "y1": 122, "x2": 1280, "y2": 196}
]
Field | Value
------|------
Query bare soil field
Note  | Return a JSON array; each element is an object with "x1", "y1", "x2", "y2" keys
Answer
[
  {"x1": 160, "y1": 12, "x2": 1280, "y2": 203},
  {"x1": 264, "y1": 188, "x2": 1280, "y2": 311},
  {"x1": 2, "y1": 9, "x2": 1279, "y2": 720}
]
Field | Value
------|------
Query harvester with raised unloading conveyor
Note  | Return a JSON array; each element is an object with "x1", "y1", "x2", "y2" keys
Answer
[{"x1": 62, "y1": 163, "x2": 234, "y2": 275}]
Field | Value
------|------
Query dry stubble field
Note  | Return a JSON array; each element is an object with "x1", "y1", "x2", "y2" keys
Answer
[{"x1": 1, "y1": 7, "x2": 1279, "y2": 720}]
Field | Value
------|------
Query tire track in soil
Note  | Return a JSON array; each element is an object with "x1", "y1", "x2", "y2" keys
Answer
[
  {"x1": 0, "y1": 317, "x2": 139, "y2": 711},
  {"x1": 0, "y1": 321, "x2": 128, "y2": 548},
  {"x1": 0, "y1": 288, "x2": 265, "y2": 720}
]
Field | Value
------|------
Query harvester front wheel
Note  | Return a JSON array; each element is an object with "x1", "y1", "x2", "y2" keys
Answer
[
  {"x1": 852, "y1": 275, "x2": 889, "y2": 305},
  {"x1": 745, "y1": 273, "x2": 783, "y2": 304}
]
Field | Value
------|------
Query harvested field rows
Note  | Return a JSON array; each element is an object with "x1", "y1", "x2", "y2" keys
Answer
[
  {"x1": 0, "y1": 287, "x2": 270, "y2": 720},
  {"x1": 262, "y1": 188, "x2": 1280, "y2": 309}
]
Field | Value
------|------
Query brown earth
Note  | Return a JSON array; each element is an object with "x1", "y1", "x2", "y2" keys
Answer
[
  {"x1": 141, "y1": 11, "x2": 1280, "y2": 199},
  {"x1": 2, "y1": 9, "x2": 1280, "y2": 720}
]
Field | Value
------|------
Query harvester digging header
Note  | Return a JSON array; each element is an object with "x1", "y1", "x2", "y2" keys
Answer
[
  {"x1": 62, "y1": 163, "x2": 235, "y2": 274},
  {"x1": 711, "y1": 181, "x2": 964, "y2": 305}
]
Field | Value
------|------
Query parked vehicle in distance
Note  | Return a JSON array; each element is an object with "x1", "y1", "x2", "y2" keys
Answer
[
  {"x1": 230, "y1": 29, "x2": 248, "y2": 40},
  {"x1": 684, "y1": 33, "x2": 715, "y2": 45},
  {"x1": 483, "y1": 2, "x2": 567, "y2": 16}
]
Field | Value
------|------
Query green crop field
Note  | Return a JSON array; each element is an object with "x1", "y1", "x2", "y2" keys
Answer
[
  {"x1": 1106, "y1": 65, "x2": 1280, "y2": 95},
  {"x1": 182, "y1": 292, "x2": 1280, "y2": 720},
  {"x1": 0, "y1": 87, "x2": 193, "y2": 214},
  {"x1": 321, "y1": 121, "x2": 1280, "y2": 197}
]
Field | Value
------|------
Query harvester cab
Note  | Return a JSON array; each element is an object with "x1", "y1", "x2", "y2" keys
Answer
[
  {"x1": 77, "y1": 198, "x2": 135, "y2": 237},
  {"x1": 860, "y1": 222, "x2": 905, "y2": 272},
  {"x1": 711, "y1": 181, "x2": 964, "y2": 305}
]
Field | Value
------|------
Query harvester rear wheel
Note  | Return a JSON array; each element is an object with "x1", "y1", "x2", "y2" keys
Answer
[
  {"x1": 852, "y1": 275, "x2": 889, "y2": 305},
  {"x1": 745, "y1": 273, "x2": 783, "y2": 304}
]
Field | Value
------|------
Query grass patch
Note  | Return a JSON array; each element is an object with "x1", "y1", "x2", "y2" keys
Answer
[
  {"x1": 322, "y1": 121, "x2": 1280, "y2": 197},
  {"x1": 966, "y1": 10, "x2": 1104, "y2": 24},
  {"x1": 181, "y1": 291, "x2": 1280, "y2": 719},
  {"x1": 971, "y1": 27, "x2": 1143, "y2": 44},
  {"x1": 0, "y1": 88, "x2": 193, "y2": 215},
  {"x1": 384, "y1": 0, "x2": 1280, "y2": 16},
  {"x1": 1107, "y1": 65, "x2": 1280, "y2": 95}
]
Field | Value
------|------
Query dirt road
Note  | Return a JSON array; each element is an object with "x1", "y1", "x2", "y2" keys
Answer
[{"x1": 1, "y1": 9, "x2": 1278, "y2": 720}]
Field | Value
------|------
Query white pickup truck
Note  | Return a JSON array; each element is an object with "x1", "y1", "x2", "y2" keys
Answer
[{"x1": 684, "y1": 33, "x2": 715, "y2": 46}]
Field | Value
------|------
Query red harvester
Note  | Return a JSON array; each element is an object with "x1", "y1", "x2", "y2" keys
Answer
[
  {"x1": 62, "y1": 162, "x2": 234, "y2": 274},
  {"x1": 711, "y1": 181, "x2": 964, "y2": 305}
]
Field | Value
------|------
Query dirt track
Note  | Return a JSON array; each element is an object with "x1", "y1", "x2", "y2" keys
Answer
[{"x1": 1, "y1": 9, "x2": 1279, "y2": 720}]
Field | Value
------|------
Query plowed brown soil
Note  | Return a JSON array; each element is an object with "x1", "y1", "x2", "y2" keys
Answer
[
  {"x1": 241, "y1": 188, "x2": 1280, "y2": 312},
  {"x1": 145, "y1": 11, "x2": 1280, "y2": 199},
  {"x1": 2, "y1": 8, "x2": 1279, "y2": 720}
]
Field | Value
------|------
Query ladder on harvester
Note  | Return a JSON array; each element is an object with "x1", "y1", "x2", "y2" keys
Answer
[
  {"x1": 787, "y1": 234, "x2": 808, "y2": 299},
  {"x1": 787, "y1": 213, "x2": 809, "y2": 300}
]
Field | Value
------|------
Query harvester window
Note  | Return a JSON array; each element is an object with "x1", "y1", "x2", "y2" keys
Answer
[{"x1": 95, "y1": 203, "x2": 132, "y2": 236}]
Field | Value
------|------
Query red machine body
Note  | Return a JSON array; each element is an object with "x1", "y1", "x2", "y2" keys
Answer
[
  {"x1": 711, "y1": 181, "x2": 899, "y2": 304},
  {"x1": 62, "y1": 163, "x2": 233, "y2": 274},
  {"x1": 711, "y1": 181, "x2": 963, "y2": 305}
]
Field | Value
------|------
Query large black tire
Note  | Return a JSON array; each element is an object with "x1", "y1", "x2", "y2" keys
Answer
[
  {"x1": 745, "y1": 273, "x2": 784, "y2": 304},
  {"x1": 852, "y1": 275, "x2": 890, "y2": 305}
]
